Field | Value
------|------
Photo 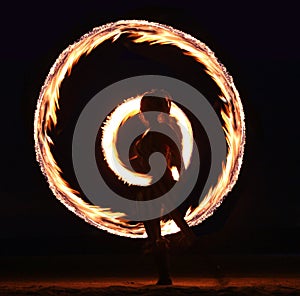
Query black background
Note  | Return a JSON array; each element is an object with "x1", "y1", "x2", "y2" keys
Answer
[{"x1": 0, "y1": 1, "x2": 299, "y2": 262}]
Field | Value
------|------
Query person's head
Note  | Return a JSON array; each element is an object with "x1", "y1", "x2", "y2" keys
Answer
[{"x1": 140, "y1": 95, "x2": 171, "y2": 125}]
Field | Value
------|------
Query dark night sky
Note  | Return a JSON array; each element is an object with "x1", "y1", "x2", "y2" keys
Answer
[{"x1": 0, "y1": 1, "x2": 299, "y2": 257}]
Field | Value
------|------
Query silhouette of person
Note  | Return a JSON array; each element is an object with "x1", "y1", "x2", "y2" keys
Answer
[{"x1": 129, "y1": 95, "x2": 197, "y2": 285}]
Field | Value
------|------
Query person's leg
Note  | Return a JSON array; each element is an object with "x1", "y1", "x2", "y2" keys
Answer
[
  {"x1": 143, "y1": 219, "x2": 172, "y2": 285},
  {"x1": 169, "y1": 209, "x2": 197, "y2": 248},
  {"x1": 143, "y1": 219, "x2": 160, "y2": 244}
]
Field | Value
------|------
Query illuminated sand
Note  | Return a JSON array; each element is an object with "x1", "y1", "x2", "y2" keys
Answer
[
  {"x1": 1, "y1": 277, "x2": 299, "y2": 296},
  {"x1": 1, "y1": 254, "x2": 299, "y2": 295}
]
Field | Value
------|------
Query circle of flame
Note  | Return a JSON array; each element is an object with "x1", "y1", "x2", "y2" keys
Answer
[
  {"x1": 101, "y1": 96, "x2": 193, "y2": 187},
  {"x1": 34, "y1": 20, "x2": 245, "y2": 238}
]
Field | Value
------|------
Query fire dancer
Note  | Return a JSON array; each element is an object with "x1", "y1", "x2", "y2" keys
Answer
[{"x1": 130, "y1": 95, "x2": 197, "y2": 285}]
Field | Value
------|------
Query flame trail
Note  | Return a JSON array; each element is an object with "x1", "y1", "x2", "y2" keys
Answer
[
  {"x1": 34, "y1": 20, "x2": 245, "y2": 238},
  {"x1": 101, "y1": 96, "x2": 193, "y2": 186}
]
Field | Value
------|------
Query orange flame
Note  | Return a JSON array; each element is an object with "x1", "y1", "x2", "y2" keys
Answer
[
  {"x1": 34, "y1": 20, "x2": 245, "y2": 238},
  {"x1": 101, "y1": 96, "x2": 193, "y2": 186}
]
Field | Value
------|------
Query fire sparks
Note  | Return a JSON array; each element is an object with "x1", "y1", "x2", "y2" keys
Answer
[{"x1": 34, "y1": 20, "x2": 245, "y2": 238}]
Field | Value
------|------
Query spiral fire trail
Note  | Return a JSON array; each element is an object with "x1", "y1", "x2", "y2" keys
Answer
[{"x1": 34, "y1": 20, "x2": 245, "y2": 238}]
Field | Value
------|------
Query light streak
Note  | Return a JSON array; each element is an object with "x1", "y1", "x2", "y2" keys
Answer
[{"x1": 34, "y1": 20, "x2": 245, "y2": 238}]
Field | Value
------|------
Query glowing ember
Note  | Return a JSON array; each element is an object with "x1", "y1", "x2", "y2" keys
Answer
[
  {"x1": 171, "y1": 166, "x2": 180, "y2": 181},
  {"x1": 34, "y1": 20, "x2": 245, "y2": 238}
]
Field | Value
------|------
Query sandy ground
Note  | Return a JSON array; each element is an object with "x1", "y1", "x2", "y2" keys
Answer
[
  {"x1": 1, "y1": 277, "x2": 300, "y2": 295},
  {"x1": 1, "y1": 254, "x2": 299, "y2": 295}
]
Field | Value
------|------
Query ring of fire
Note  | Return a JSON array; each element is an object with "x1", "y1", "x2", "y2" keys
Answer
[{"x1": 34, "y1": 20, "x2": 245, "y2": 238}]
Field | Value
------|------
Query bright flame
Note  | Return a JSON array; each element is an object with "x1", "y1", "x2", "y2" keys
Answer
[
  {"x1": 34, "y1": 20, "x2": 245, "y2": 238},
  {"x1": 101, "y1": 96, "x2": 152, "y2": 186},
  {"x1": 171, "y1": 166, "x2": 180, "y2": 181},
  {"x1": 101, "y1": 96, "x2": 193, "y2": 186}
]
